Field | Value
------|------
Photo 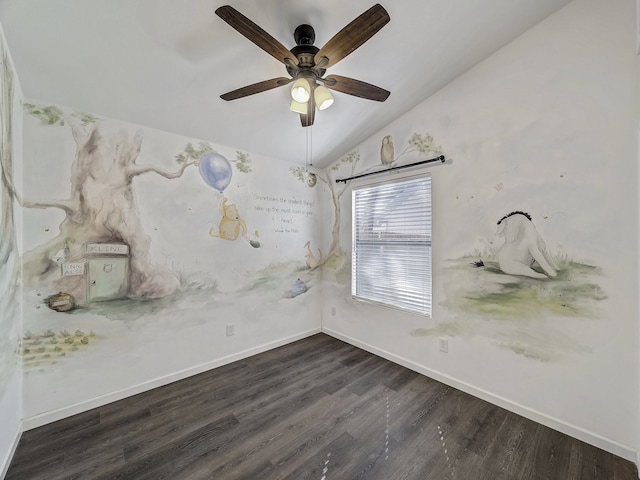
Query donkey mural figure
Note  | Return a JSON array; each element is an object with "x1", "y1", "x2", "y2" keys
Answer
[{"x1": 496, "y1": 211, "x2": 558, "y2": 279}]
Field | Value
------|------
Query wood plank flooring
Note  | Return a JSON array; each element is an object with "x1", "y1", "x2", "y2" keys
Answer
[{"x1": 7, "y1": 334, "x2": 638, "y2": 479}]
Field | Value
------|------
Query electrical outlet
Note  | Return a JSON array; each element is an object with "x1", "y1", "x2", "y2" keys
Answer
[
  {"x1": 331, "y1": 306, "x2": 336, "y2": 316},
  {"x1": 226, "y1": 324, "x2": 235, "y2": 337},
  {"x1": 439, "y1": 337, "x2": 448, "y2": 353}
]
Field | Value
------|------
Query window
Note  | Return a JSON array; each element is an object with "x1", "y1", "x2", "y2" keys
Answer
[{"x1": 352, "y1": 174, "x2": 432, "y2": 316}]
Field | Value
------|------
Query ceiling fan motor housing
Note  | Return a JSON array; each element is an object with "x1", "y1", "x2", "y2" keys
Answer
[
  {"x1": 288, "y1": 24, "x2": 326, "y2": 78},
  {"x1": 294, "y1": 24, "x2": 315, "y2": 45}
]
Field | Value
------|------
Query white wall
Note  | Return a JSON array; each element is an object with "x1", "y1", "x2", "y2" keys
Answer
[
  {"x1": 321, "y1": 0, "x2": 639, "y2": 461},
  {"x1": 2, "y1": 0, "x2": 639, "y2": 472},
  {"x1": 0, "y1": 21, "x2": 24, "y2": 478},
  {"x1": 19, "y1": 104, "x2": 323, "y2": 426}
]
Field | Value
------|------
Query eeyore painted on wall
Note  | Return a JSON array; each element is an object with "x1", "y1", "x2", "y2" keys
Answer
[{"x1": 496, "y1": 211, "x2": 558, "y2": 279}]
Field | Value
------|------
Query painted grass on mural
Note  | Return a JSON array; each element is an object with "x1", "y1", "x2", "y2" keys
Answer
[
  {"x1": 0, "y1": 337, "x2": 20, "y2": 398},
  {"x1": 240, "y1": 260, "x2": 316, "y2": 300},
  {"x1": 22, "y1": 329, "x2": 98, "y2": 369},
  {"x1": 441, "y1": 255, "x2": 605, "y2": 320},
  {"x1": 409, "y1": 254, "x2": 605, "y2": 362}
]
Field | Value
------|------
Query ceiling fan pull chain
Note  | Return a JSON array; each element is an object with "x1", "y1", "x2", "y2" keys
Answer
[{"x1": 309, "y1": 126, "x2": 313, "y2": 167}]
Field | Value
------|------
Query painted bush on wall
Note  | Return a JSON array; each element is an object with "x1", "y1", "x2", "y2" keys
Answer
[{"x1": 19, "y1": 103, "x2": 321, "y2": 417}]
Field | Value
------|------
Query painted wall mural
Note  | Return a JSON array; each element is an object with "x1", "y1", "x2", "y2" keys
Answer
[
  {"x1": 17, "y1": 107, "x2": 265, "y2": 310},
  {"x1": 291, "y1": 132, "x2": 443, "y2": 267},
  {"x1": 17, "y1": 103, "x2": 321, "y2": 425},
  {"x1": 0, "y1": 26, "x2": 21, "y2": 400},
  {"x1": 321, "y1": 0, "x2": 637, "y2": 454},
  {"x1": 0, "y1": 25, "x2": 23, "y2": 469},
  {"x1": 21, "y1": 108, "x2": 216, "y2": 305},
  {"x1": 17, "y1": 100, "x2": 323, "y2": 420},
  {"x1": 495, "y1": 211, "x2": 557, "y2": 279},
  {"x1": 422, "y1": 206, "x2": 607, "y2": 361},
  {"x1": 320, "y1": 129, "x2": 608, "y2": 363}
]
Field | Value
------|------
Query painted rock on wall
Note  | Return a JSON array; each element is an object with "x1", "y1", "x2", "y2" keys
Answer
[{"x1": 47, "y1": 292, "x2": 75, "y2": 312}]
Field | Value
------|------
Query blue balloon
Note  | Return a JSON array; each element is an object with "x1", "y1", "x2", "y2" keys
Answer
[{"x1": 199, "y1": 152, "x2": 232, "y2": 193}]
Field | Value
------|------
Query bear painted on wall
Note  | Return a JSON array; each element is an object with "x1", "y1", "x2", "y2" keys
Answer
[
  {"x1": 209, "y1": 197, "x2": 247, "y2": 241},
  {"x1": 209, "y1": 197, "x2": 260, "y2": 248}
]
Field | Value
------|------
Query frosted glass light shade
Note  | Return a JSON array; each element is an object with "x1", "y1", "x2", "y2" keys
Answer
[
  {"x1": 314, "y1": 85, "x2": 334, "y2": 110},
  {"x1": 291, "y1": 78, "x2": 311, "y2": 103},
  {"x1": 290, "y1": 99, "x2": 307, "y2": 114}
]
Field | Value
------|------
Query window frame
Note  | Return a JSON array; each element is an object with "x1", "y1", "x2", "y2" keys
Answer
[{"x1": 351, "y1": 171, "x2": 432, "y2": 317}]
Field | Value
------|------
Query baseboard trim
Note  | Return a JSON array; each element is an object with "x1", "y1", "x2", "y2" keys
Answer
[
  {"x1": 23, "y1": 328, "x2": 321, "y2": 431},
  {"x1": 1, "y1": 421, "x2": 22, "y2": 479},
  {"x1": 322, "y1": 327, "x2": 638, "y2": 464}
]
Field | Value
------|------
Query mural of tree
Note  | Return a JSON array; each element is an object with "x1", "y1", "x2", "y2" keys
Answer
[
  {"x1": 15, "y1": 105, "x2": 235, "y2": 303},
  {"x1": 291, "y1": 132, "x2": 442, "y2": 265},
  {"x1": 0, "y1": 41, "x2": 16, "y2": 273},
  {"x1": 0, "y1": 32, "x2": 20, "y2": 394}
]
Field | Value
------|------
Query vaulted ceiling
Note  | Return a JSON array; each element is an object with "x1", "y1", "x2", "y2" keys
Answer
[{"x1": 0, "y1": 0, "x2": 571, "y2": 167}]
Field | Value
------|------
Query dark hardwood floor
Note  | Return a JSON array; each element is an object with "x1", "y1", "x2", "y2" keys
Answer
[{"x1": 7, "y1": 334, "x2": 638, "y2": 479}]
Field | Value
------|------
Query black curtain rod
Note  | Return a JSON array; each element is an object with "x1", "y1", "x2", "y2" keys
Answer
[{"x1": 335, "y1": 155, "x2": 445, "y2": 184}]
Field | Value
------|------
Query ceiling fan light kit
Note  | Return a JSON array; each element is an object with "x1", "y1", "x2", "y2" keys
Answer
[
  {"x1": 291, "y1": 77, "x2": 312, "y2": 103},
  {"x1": 215, "y1": 4, "x2": 391, "y2": 127},
  {"x1": 314, "y1": 85, "x2": 334, "y2": 111},
  {"x1": 290, "y1": 99, "x2": 308, "y2": 115}
]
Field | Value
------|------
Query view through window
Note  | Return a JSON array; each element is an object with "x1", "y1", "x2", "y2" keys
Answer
[{"x1": 352, "y1": 174, "x2": 432, "y2": 316}]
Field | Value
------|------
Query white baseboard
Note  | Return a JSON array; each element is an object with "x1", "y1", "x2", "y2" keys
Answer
[
  {"x1": 322, "y1": 327, "x2": 638, "y2": 465},
  {"x1": 23, "y1": 328, "x2": 321, "y2": 431},
  {"x1": 1, "y1": 421, "x2": 22, "y2": 480}
]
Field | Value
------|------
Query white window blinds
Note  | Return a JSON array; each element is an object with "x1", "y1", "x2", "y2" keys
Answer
[{"x1": 352, "y1": 174, "x2": 432, "y2": 316}]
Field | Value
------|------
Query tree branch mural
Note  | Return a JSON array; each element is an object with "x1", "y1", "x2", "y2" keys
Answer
[
  {"x1": 291, "y1": 132, "x2": 442, "y2": 266},
  {"x1": 0, "y1": 45, "x2": 17, "y2": 268},
  {"x1": 17, "y1": 105, "x2": 250, "y2": 304},
  {"x1": 0, "y1": 33, "x2": 21, "y2": 393}
]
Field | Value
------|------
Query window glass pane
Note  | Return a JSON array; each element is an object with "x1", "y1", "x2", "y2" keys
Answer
[{"x1": 352, "y1": 174, "x2": 432, "y2": 316}]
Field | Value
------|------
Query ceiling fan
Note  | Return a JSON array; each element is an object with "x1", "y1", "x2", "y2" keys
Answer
[{"x1": 215, "y1": 4, "x2": 391, "y2": 127}]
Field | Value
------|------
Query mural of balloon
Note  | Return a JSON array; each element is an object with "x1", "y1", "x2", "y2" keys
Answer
[{"x1": 199, "y1": 152, "x2": 232, "y2": 193}]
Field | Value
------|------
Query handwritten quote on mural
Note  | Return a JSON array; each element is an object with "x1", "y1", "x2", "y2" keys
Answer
[{"x1": 253, "y1": 194, "x2": 314, "y2": 234}]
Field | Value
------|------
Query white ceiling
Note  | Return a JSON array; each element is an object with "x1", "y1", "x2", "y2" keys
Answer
[{"x1": 0, "y1": 0, "x2": 571, "y2": 168}]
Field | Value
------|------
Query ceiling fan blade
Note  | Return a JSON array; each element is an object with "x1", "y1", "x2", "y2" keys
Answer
[
  {"x1": 220, "y1": 77, "x2": 292, "y2": 101},
  {"x1": 323, "y1": 75, "x2": 390, "y2": 102},
  {"x1": 314, "y1": 4, "x2": 390, "y2": 69},
  {"x1": 215, "y1": 6, "x2": 298, "y2": 66},
  {"x1": 300, "y1": 95, "x2": 316, "y2": 127}
]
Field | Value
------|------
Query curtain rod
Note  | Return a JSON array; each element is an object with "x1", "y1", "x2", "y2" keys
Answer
[{"x1": 335, "y1": 155, "x2": 445, "y2": 184}]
